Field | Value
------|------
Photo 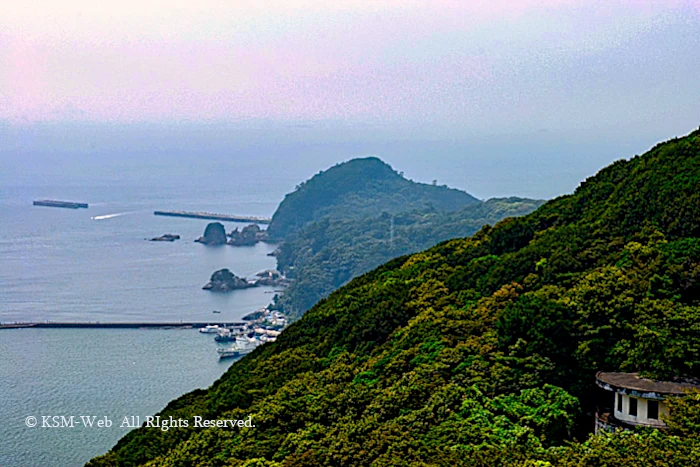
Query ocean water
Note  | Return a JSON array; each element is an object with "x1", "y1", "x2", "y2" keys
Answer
[
  {"x1": 0, "y1": 200, "x2": 279, "y2": 323},
  {"x1": 0, "y1": 328, "x2": 239, "y2": 466},
  {"x1": 0, "y1": 178, "x2": 286, "y2": 323},
  {"x1": 0, "y1": 158, "x2": 293, "y2": 466}
]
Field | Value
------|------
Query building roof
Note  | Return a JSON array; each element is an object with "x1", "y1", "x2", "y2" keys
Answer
[{"x1": 596, "y1": 372, "x2": 700, "y2": 397}]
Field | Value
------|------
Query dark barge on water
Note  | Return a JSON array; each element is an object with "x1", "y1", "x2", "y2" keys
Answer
[{"x1": 33, "y1": 200, "x2": 89, "y2": 209}]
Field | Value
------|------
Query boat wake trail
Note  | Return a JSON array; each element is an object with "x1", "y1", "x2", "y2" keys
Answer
[{"x1": 91, "y1": 211, "x2": 135, "y2": 220}]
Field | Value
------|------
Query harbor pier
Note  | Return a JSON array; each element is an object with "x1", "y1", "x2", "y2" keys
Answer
[
  {"x1": 154, "y1": 210, "x2": 271, "y2": 224},
  {"x1": 0, "y1": 321, "x2": 247, "y2": 330}
]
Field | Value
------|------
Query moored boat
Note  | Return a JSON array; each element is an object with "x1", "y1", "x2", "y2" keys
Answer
[
  {"x1": 217, "y1": 338, "x2": 261, "y2": 359},
  {"x1": 214, "y1": 328, "x2": 237, "y2": 342}
]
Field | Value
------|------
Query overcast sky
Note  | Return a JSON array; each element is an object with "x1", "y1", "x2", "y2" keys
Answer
[{"x1": 1, "y1": 0, "x2": 698, "y2": 138}]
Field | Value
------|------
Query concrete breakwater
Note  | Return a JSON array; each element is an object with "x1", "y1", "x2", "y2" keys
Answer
[
  {"x1": 154, "y1": 210, "x2": 271, "y2": 224},
  {"x1": 0, "y1": 321, "x2": 246, "y2": 330}
]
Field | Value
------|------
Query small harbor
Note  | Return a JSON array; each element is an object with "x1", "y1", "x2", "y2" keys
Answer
[{"x1": 204, "y1": 308, "x2": 288, "y2": 359}]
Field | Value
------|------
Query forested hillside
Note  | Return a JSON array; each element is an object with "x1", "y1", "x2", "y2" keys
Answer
[
  {"x1": 266, "y1": 157, "x2": 479, "y2": 239},
  {"x1": 274, "y1": 197, "x2": 544, "y2": 317},
  {"x1": 90, "y1": 129, "x2": 700, "y2": 467},
  {"x1": 265, "y1": 157, "x2": 542, "y2": 318}
]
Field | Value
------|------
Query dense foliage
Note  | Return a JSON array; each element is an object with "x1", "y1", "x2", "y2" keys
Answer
[
  {"x1": 274, "y1": 198, "x2": 544, "y2": 317},
  {"x1": 266, "y1": 157, "x2": 479, "y2": 239},
  {"x1": 89, "y1": 129, "x2": 700, "y2": 467}
]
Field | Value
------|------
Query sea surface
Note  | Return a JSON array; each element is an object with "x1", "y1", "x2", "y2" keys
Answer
[
  {"x1": 0, "y1": 191, "x2": 279, "y2": 323},
  {"x1": 0, "y1": 159, "x2": 291, "y2": 466},
  {"x1": 0, "y1": 328, "x2": 240, "y2": 466}
]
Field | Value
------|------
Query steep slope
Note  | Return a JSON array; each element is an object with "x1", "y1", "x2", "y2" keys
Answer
[
  {"x1": 266, "y1": 157, "x2": 479, "y2": 239},
  {"x1": 274, "y1": 197, "x2": 544, "y2": 317},
  {"x1": 89, "y1": 129, "x2": 700, "y2": 467}
]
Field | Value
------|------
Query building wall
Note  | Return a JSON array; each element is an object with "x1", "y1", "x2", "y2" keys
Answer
[{"x1": 614, "y1": 393, "x2": 668, "y2": 427}]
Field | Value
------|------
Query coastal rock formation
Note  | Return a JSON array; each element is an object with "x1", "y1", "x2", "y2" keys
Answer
[
  {"x1": 228, "y1": 224, "x2": 269, "y2": 246},
  {"x1": 241, "y1": 309, "x2": 267, "y2": 321},
  {"x1": 203, "y1": 268, "x2": 255, "y2": 292},
  {"x1": 149, "y1": 234, "x2": 180, "y2": 242},
  {"x1": 253, "y1": 269, "x2": 289, "y2": 287},
  {"x1": 195, "y1": 222, "x2": 227, "y2": 245}
]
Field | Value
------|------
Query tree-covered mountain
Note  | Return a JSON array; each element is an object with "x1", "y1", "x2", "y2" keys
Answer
[
  {"x1": 89, "y1": 129, "x2": 700, "y2": 467},
  {"x1": 274, "y1": 197, "x2": 544, "y2": 317},
  {"x1": 265, "y1": 157, "x2": 542, "y2": 318},
  {"x1": 266, "y1": 157, "x2": 480, "y2": 240}
]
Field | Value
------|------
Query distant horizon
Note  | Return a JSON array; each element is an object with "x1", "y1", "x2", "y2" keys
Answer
[
  {"x1": 3, "y1": 0, "x2": 699, "y2": 199},
  {"x1": 1, "y1": 120, "x2": 697, "y2": 202}
]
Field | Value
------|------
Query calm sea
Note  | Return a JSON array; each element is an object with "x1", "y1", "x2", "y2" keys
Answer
[
  {"x1": 1, "y1": 328, "x2": 240, "y2": 466},
  {"x1": 0, "y1": 156, "x2": 294, "y2": 466}
]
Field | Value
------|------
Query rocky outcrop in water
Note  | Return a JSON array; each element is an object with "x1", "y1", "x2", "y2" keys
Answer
[
  {"x1": 228, "y1": 224, "x2": 269, "y2": 246},
  {"x1": 195, "y1": 222, "x2": 227, "y2": 245},
  {"x1": 202, "y1": 268, "x2": 255, "y2": 292}
]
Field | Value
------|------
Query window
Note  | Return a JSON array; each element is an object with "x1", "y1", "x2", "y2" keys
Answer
[
  {"x1": 629, "y1": 397, "x2": 638, "y2": 416},
  {"x1": 617, "y1": 393, "x2": 623, "y2": 412},
  {"x1": 648, "y1": 400, "x2": 659, "y2": 420}
]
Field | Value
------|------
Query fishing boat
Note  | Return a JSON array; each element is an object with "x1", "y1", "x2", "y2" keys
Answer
[
  {"x1": 214, "y1": 328, "x2": 237, "y2": 342},
  {"x1": 217, "y1": 338, "x2": 261, "y2": 359}
]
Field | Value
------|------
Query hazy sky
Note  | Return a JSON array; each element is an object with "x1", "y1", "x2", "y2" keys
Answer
[{"x1": 1, "y1": 0, "x2": 699, "y2": 136}]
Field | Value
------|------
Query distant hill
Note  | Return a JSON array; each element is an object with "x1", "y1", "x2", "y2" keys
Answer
[
  {"x1": 267, "y1": 157, "x2": 480, "y2": 239},
  {"x1": 266, "y1": 157, "x2": 541, "y2": 317},
  {"x1": 89, "y1": 128, "x2": 700, "y2": 466}
]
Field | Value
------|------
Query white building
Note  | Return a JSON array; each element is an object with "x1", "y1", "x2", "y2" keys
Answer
[{"x1": 595, "y1": 372, "x2": 700, "y2": 433}]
